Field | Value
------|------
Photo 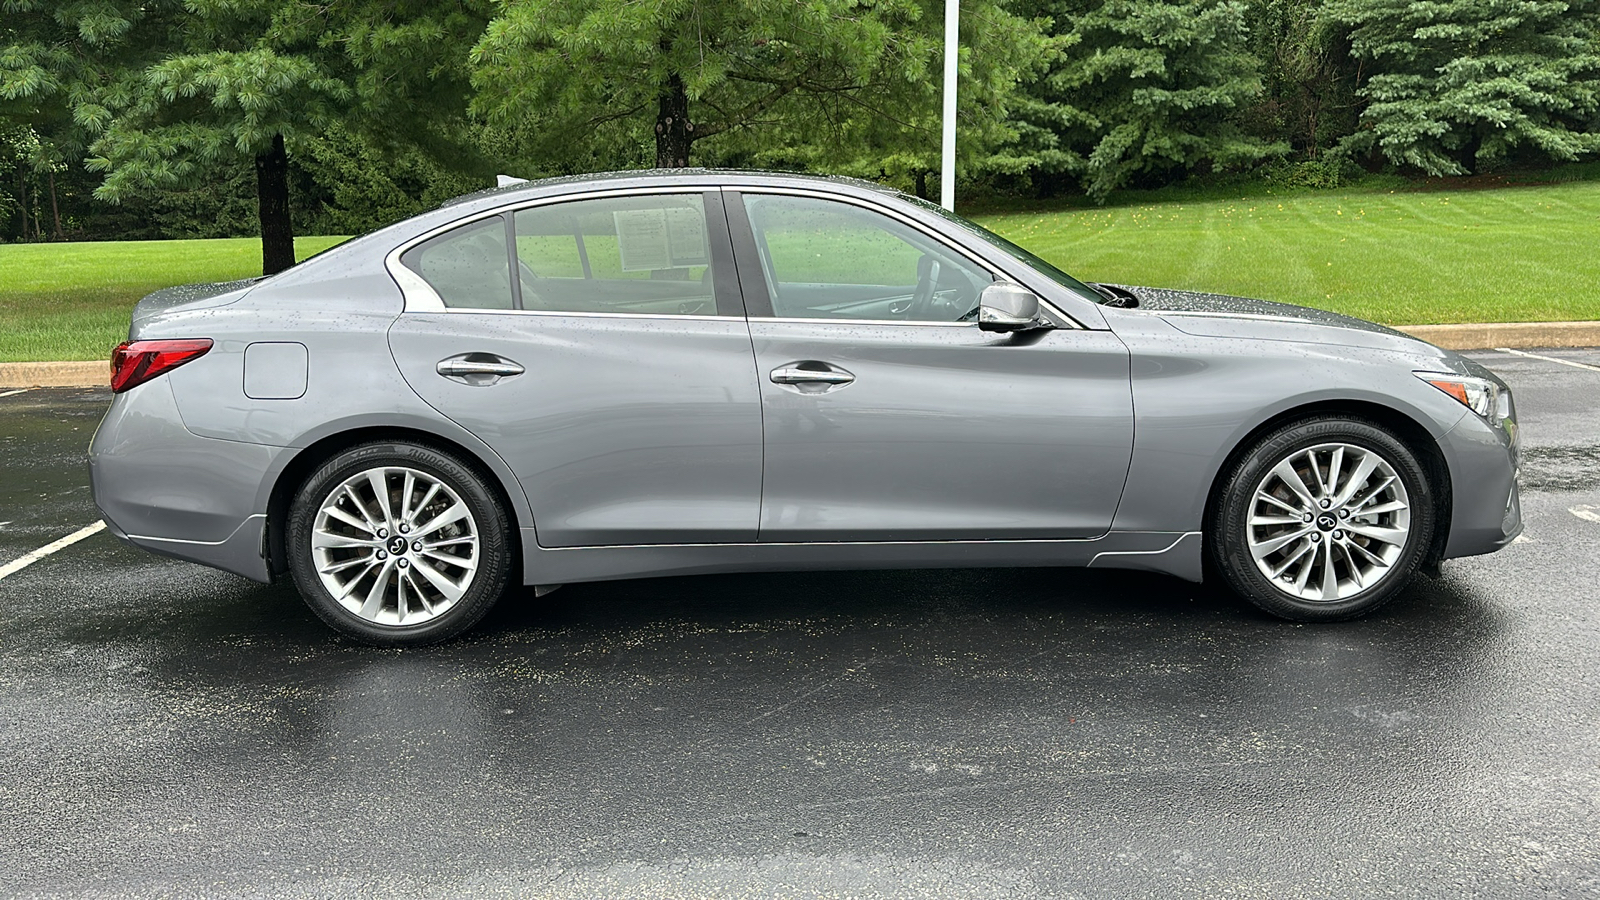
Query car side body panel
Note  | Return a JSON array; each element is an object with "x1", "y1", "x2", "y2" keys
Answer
[{"x1": 87, "y1": 169, "x2": 1521, "y2": 598}]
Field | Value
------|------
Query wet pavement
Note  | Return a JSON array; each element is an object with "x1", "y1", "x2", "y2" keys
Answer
[{"x1": 1, "y1": 350, "x2": 1597, "y2": 898}]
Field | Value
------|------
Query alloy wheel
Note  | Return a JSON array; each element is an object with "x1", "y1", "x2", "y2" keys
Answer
[
  {"x1": 309, "y1": 466, "x2": 479, "y2": 626},
  {"x1": 1246, "y1": 442, "x2": 1412, "y2": 602}
]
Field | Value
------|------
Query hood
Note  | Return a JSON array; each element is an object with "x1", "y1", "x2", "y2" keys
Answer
[
  {"x1": 130, "y1": 278, "x2": 261, "y2": 329},
  {"x1": 1107, "y1": 285, "x2": 1429, "y2": 351}
]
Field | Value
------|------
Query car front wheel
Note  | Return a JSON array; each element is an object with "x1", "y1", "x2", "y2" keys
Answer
[
  {"x1": 286, "y1": 441, "x2": 511, "y2": 645},
  {"x1": 1210, "y1": 417, "x2": 1435, "y2": 621}
]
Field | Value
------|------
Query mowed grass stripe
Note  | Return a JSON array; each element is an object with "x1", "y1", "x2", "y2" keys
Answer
[
  {"x1": 3, "y1": 179, "x2": 1600, "y2": 362},
  {"x1": 0, "y1": 236, "x2": 347, "y2": 363},
  {"x1": 973, "y1": 179, "x2": 1600, "y2": 326}
]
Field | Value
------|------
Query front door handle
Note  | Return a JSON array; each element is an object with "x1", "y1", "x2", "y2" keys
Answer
[
  {"x1": 771, "y1": 366, "x2": 854, "y2": 385},
  {"x1": 770, "y1": 363, "x2": 855, "y2": 390},
  {"x1": 437, "y1": 354, "x2": 524, "y2": 385}
]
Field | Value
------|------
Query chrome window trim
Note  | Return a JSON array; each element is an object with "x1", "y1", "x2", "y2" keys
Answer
[
  {"x1": 755, "y1": 317, "x2": 975, "y2": 328},
  {"x1": 395, "y1": 308, "x2": 736, "y2": 323},
  {"x1": 732, "y1": 185, "x2": 1082, "y2": 329}
]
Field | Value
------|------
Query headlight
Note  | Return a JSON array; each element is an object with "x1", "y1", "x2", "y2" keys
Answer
[{"x1": 1415, "y1": 371, "x2": 1503, "y2": 421}]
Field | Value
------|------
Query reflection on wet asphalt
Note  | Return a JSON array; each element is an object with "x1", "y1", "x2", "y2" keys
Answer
[{"x1": 1, "y1": 351, "x2": 1597, "y2": 898}]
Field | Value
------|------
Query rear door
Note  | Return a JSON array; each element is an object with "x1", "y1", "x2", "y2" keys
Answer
[
  {"x1": 728, "y1": 189, "x2": 1134, "y2": 542},
  {"x1": 388, "y1": 189, "x2": 764, "y2": 547}
]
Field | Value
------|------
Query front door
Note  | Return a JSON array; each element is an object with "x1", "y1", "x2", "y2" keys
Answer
[
  {"x1": 389, "y1": 190, "x2": 763, "y2": 547},
  {"x1": 729, "y1": 191, "x2": 1134, "y2": 542}
]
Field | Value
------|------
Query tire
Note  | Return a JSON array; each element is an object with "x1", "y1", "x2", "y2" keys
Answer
[
  {"x1": 1209, "y1": 416, "x2": 1434, "y2": 622},
  {"x1": 286, "y1": 441, "x2": 511, "y2": 646}
]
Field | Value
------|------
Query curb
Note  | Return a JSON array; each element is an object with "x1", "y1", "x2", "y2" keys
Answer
[
  {"x1": 1, "y1": 322, "x2": 1596, "y2": 389},
  {"x1": 1396, "y1": 321, "x2": 1600, "y2": 351},
  {"x1": 0, "y1": 361, "x2": 105, "y2": 389}
]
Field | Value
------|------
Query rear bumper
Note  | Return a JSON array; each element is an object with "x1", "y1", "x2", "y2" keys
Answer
[{"x1": 89, "y1": 379, "x2": 283, "y2": 583}]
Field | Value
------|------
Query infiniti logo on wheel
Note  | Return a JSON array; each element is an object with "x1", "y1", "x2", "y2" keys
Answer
[
  {"x1": 388, "y1": 536, "x2": 409, "y2": 555},
  {"x1": 1317, "y1": 515, "x2": 1337, "y2": 531}
]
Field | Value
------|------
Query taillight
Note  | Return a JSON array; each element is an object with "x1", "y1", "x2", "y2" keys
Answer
[{"x1": 110, "y1": 339, "x2": 213, "y2": 393}]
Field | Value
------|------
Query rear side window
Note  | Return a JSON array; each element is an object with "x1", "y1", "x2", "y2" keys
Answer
[
  {"x1": 513, "y1": 194, "x2": 717, "y2": 317},
  {"x1": 399, "y1": 215, "x2": 514, "y2": 310}
]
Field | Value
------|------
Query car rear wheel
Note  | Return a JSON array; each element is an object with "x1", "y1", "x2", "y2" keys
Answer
[
  {"x1": 1210, "y1": 417, "x2": 1434, "y2": 622},
  {"x1": 286, "y1": 441, "x2": 511, "y2": 646}
]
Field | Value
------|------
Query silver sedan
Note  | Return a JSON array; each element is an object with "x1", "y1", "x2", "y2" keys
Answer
[{"x1": 89, "y1": 171, "x2": 1521, "y2": 645}]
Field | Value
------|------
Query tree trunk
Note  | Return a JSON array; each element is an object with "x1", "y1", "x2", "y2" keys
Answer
[
  {"x1": 1454, "y1": 130, "x2": 1483, "y2": 176},
  {"x1": 48, "y1": 170, "x2": 64, "y2": 240},
  {"x1": 914, "y1": 169, "x2": 930, "y2": 200},
  {"x1": 255, "y1": 133, "x2": 296, "y2": 275},
  {"x1": 655, "y1": 73, "x2": 693, "y2": 168},
  {"x1": 15, "y1": 170, "x2": 25, "y2": 242}
]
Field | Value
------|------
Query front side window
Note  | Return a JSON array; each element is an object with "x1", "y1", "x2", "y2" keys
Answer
[
  {"x1": 742, "y1": 194, "x2": 991, "y2": 322},
  {"x1": 399, "y1": 215, "x2": 514, "y2": 310},
  {"x1": 513, "y1": 194, "x2": 718, "y2": 317}
]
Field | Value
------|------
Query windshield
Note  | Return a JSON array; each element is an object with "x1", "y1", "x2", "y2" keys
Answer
[{"x1": 899, "y1": 195, "x2": 1107, "y2": 304}]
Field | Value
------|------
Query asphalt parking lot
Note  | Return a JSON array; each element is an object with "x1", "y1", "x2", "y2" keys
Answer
[{"x1": 2, "y1": 349, "x2": 1598, "y2": 899}]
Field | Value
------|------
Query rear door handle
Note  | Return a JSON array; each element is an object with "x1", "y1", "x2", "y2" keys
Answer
[
  {"x1": 437, "y1": 354, "x2": 524, "y2": 384},
  {"x1": 770, "y1": 364, "x2": 855, "y2": 388}
]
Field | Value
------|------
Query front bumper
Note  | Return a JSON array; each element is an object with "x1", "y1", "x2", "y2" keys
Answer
[{"x1": 1438, "y1": 402, "x2": 1522, "y2": 559}]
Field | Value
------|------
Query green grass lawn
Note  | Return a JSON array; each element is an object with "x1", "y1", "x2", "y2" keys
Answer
[
  {"x1": 0, "y1": 236, "x2": 346, "y2": 362},
  {"x1": 3, "y1": 177, "x2": 1599, "y2": 362},
  {"x1": 970, "y1": 178, "x2": 1600, "y2": 326}
]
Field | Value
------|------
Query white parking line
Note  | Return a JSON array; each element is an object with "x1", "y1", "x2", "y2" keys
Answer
[
  {"x1": 1494, "y1": 348, "x2": 1600, "y2": 372},
  {"x1": 0, "y1": 388, "x2": 31, "y2": 398},
  {"x1": 0, "y1": 521, "x2": 107, "y2": 581},
  {"x1": 1571, "y1": 505, "x2": 1600, "y2": 524}
]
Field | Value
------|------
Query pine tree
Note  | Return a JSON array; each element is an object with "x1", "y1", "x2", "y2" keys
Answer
[
  {"x1": 998, "y1": 0, "x2": 1281, "y2": 200},
  {"x1": 3, "y1": 1, "x2": 491, "y2": 273},
  {"x1": 469, "y1": 0, "x2": 1048, "y2": 182},
  {"x1": 1326, "y1": 0, "x2": 1600, "y2": 175}
]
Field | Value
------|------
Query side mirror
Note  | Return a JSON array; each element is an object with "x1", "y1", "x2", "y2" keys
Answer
[{"x1": 978, "y1": 282, "x2": 1049, "y2": 332}]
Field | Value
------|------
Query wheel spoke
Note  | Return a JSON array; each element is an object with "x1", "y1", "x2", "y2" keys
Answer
[
  {"x1": 1353, "y1": 500, "x2": 1407, "y2": 516},
  {"x1": 1269, "y1": 539, "x2": 1314, "y2": 578},
  {"x1": 318, "y1": 552, "x2": 375, "y2": 575},
  {"x1": 1255, "y1": 491, "x2": 1304, "y2": 516},
  {"x1": 408, "y1": 483, "x2": 442, "y2": 526},
  {"x1": 399, "y1": 471, "x2": 417, "y2": 524},
  {"x1": 1344, "y1": 521, "x2": 1408, "y2": 547},
  {"x1": 1270, "y1": 459, "x2": 1317, "y2": 508},
  {"x1": 420, "y1": 548, "x2": 476, "y2": 573},
  {"x1": 410, "y1": 556, "x2": 466, "y2": 602},
  {"x1": 321, "y1": 505, "x2": 375, "y2": 535},
  {"x1": 1344, "y1": 537, "x2": 1389, "y2": 568},
  {"x1": 342, "y1": 485, "x2": 383, "y2": 532},
  {"x1": 1324, "y1": 446, "x2": 1345, "y2": 499},
  {"x1": 335, "y1": 559, "x2": 380, "y2": 601},
  {"x1": 358, "y1": 560, "x2": 396, "y2": 618},
  {"x1": 1292, "y1": 545, "x2": 1316, "y2": 593},
  {"x1": 1318, "y1": 541, "x2": 1338, "y2": 600},
  {"x1": 402, "y1": 569, "x2": 434, "y2": 616},
  {"x1": 312, "y1": 529, "x2": 378, "y2": 549},
  {"x1": 1250, "y1": 527, "x2": 1312, "y2": 559},
  {"x1": 1340, "y1": 543, "x2": 1364, "y2": 589},
  {"x1": 366, "y1": 469, "x2": 394, "y2": 527},
  {"x1": 413, "y1": 502, "x2": 469, "y2": 539},
  {"x1": 1345, "y1": 473, "x2": 1395, "y2": 512},
  {"x1": 1249, "y1": 513, "x2": 1305, "y2": 527},
  {"x1": 1331, "y1": 455, "x2": 1381, "y2": 508},
  {"x1": 421, "y1": 535, "x2": 476, "y2": 550}
]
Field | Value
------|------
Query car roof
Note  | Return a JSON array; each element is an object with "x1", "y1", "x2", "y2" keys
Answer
[{"x1": 439, "y1": 168, "x2": 903, "y2": 210}]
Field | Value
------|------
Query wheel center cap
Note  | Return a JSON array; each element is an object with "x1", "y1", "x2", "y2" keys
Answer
[
  {"x1": 388, "y1": 536, "x2": 409, "y2": 555},
  {"x1": 1316, "y1": 514, "x2": 1337, "y2": 531}
]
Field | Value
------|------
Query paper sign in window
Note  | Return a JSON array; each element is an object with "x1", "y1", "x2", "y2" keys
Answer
[{"x1": 614, "y1": 206, "x2": 709, "y2": 272}]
